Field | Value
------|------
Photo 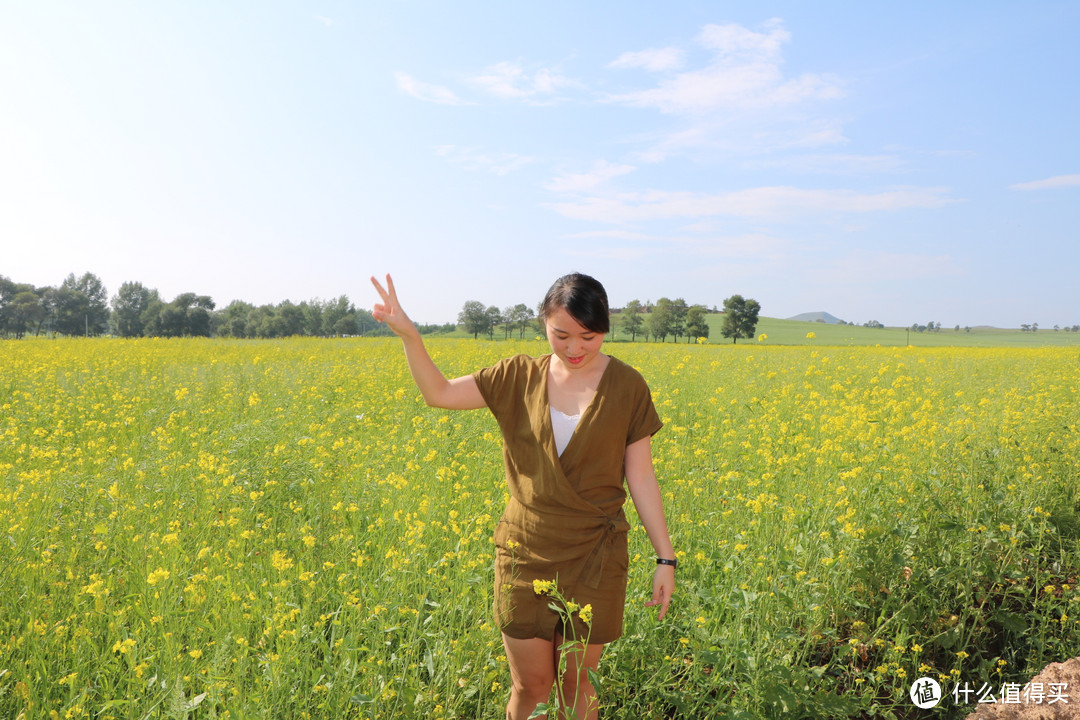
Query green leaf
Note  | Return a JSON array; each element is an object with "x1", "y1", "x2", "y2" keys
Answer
[{"x1": 529, "y1": 702, "x2": 552, "y2": 719}]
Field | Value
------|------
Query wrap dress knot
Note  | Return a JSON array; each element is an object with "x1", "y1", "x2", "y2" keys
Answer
[
  {"x1": 474, "y1": 353, "x2": 662, "y2": 644},
  {"x1": 580, "y1": 514, "x2": 629, "y2": 591}
]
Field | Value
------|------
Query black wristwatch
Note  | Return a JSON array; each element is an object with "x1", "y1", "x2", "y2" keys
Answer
[{"x1": 656, "y1": 557, "x2": 678, "y2": 569}]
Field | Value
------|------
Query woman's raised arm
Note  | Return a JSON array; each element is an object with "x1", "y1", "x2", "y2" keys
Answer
[{"x1": 371, "y1": 274, "x2": 487, "y2": 411}]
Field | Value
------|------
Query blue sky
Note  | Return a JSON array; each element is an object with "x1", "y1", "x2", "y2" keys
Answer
[{"x1": 2, "y1": 1, "x2": 1077, "y2": 328}]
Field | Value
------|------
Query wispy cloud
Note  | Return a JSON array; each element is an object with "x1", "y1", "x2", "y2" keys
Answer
[
  {"x1": 394, "y1": 72, "x2": 471, "y2": 106},
  {"x1": 1010, "y1": 174, "x2": 1080, "y2": 191},
  {"x1": 608, "y1": 47, "x2": 685, "y2": 72},
  {"x1": 548, "y1": 185, "x2": 956, "y2": 224},
  {"x1": 471, "y1": 62, "x2": 582, "y2": 104},
  {"x1": 632, "y1": 118, "x2": 848, "y2": 163},
  {"x1": 435, "y1": 145, "x2": 532, "y2": 175},
  {"x1": 314, "y1": 15, "x2": 335, "y2": 27},
  {"x1": 605, "y1": 19, "x2": 842, "y2": 115},
  {"x1": 545, "y1": 160, "x2": 636, "y2": 193}
]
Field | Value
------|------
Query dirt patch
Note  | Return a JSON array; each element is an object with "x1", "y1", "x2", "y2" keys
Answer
[{"x1": 963, "y1": 658, "x2": 1080, "y2": 719}]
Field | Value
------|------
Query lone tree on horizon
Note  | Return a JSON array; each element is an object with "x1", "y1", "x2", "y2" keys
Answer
[{"x1": 720, "y1": 294, "x2": 761, "y2": 344}]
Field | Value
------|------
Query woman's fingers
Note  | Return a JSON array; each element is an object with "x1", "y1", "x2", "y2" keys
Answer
[
  {"x1": 370, "y1": 274, "x2": 415, "y2": 336},
  {"x1": 370, "y1": 275, "x2": 391, "y2": 305},
  {"x1": 657, "y1": 589, "x2": 671, "y2": 620},
  {"x1": 646, "y1": 568, "x2": 674, "y2": 620},
  {"x1": 371, "y1": 275, "x2": 402, "y2": 324}
]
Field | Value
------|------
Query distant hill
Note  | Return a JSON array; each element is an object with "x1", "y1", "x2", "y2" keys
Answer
[{"x1": 787, "y1": 311, "x2": 846, "y2": 324}]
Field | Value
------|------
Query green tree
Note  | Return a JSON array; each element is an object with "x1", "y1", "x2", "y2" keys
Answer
[
  {"x1": 686, "y1": 304, "x2": 710, "y2": 342},
  {"x1": 321, "y1": 296, "x2": 357, "y2": 336},
  {"x1": 507, "y1": 303, "x2": 535, "y2": 339},
  {"x1": 500, "y1": 306, "x2": 516, "y2": 339},
  {"x1": 47, "y1": 273, "x2": 108, "y2": 336},
  {"x1": 669, "y1": 298, "x2": 688, "y2": 343},
  {"x1": 111, "y1": 282, "x2": 155, "y2": 337},
  {"x1": 0, "y1": 277, "x2": 45, "y2": 338},
  {"x1": 648, "y1": 298, "x2": 674, "y2": 342},
  {"x1": 217, "y1": 301, "x2": 255, "y2": 338},
  {"x1": 299, "y1": 300, "x2": 326, "y2": 337},
  {"x1": 8, "y1": 290, "x2": 45, "y2": 338},
  {"x1": 720, "y1": 294, "x2": 761, "y2": 344},
  {"x1": 46, "y1": 285, "x2": 88, "y2": 336},
  {"x1": 458, "y1": 300, "x2": 488, "y2": 339},
  {"x1": 275, "y1": 300, "x2": 304, "y2": 337},
  {"x1": 621, "y1": 299, "x2": 644, "y2": 341},
  {"x1": 157, "y1": 293, "x2": 215, "y2": 337},
  {"x1": 139, "y1": 292, "x2": 166, "y2": 337},
  {"x1": 485, "y1": 306, "x2": 503, "y2": 340}
]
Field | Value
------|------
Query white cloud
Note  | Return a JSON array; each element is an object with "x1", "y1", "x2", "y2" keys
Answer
[
  {"x1": 608, "y1": 47, "x2": 685, "y2": 72},
  {"x1": 1010, "y1": 174, "x2": 1080, "y2": 191},
  {"x1": 635, "y1": 118, "x2": 848, "y2": 163},
  {"x1": 697, "y1": 19, "x2": 788, "y2": 63},
  {"x1": 545, "y1": 160, "x2": 636, "y2": 193},
  {"x1": 314, "y1": 15, "x2": 335, "y2": 27},
  {"x1": 604, "y1": 20, "x2": 842, "y2": 115},
  {"x1": 548, "y1": 185, "x2": 956, "y2": 224},
  {"x1": 435, "y1": 145, "x2": 533, "y2": 176},
  {"x1": 394, "y1": 72, "x2": 470, "y2": 106},
  {"x1": 471, "y1": 62, "x2": 581, "y2": 103}
]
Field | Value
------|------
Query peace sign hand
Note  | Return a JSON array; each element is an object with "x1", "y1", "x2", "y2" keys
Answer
[{"x1": 370, "y1": 274, "x2": 417, "y2": 338}]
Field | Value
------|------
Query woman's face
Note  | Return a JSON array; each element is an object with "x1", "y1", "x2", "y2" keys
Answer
[{"x1": 544, "y1": 306, "x2": 606, "y2": 372}]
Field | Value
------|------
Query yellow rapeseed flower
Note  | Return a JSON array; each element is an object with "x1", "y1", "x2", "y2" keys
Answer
[
  {"x1": 532, "y1": 579, "x2": 556, "y2": 596},
  {"x1": 146, "y1": 568, "x2": 171, "y2": 586}
]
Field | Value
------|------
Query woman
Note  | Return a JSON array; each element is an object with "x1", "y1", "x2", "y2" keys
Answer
[{"x1": 371, "y1": 272, "x2": 676, "y2": 720}]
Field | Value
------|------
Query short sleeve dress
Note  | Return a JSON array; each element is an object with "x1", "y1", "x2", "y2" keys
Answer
[{"x1": 473, "y1": 353, "x2": 662, "y2": 644}]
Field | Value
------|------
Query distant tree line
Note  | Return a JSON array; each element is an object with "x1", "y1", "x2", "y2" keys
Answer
[
  {"x1": 456, "y1": 293, "x2": 760, "y2": 344},
  {"x1": 0, "y1": 272, "x2": 421, "y2": 339},
  {"x1": 616, "y1": 297, "x2": 715, "y2": 343},
  {"x1": 3, "y1": 271, "x2": 770, "y2": 343},
  {"x1": 457, "y1": 302, "x2": 537, "y2": 340}
]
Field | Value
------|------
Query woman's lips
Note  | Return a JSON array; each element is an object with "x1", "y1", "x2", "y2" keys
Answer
[{"x1": 567, "y1": 355, "x2": 584, "y2": 365}]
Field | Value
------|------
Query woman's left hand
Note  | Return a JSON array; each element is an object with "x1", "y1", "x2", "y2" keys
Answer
[{"x1": 646, "y1": 564, "x2": 675, "y2": 620}]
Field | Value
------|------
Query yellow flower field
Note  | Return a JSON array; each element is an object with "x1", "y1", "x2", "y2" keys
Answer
[{"x1": 1, "y1": 338, "x2": 1078, "y2": 718}]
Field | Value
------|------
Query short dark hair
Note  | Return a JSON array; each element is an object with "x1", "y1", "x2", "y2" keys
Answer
[{"x1": 540, "y1": 273, "x2": 610, "y2": 334}]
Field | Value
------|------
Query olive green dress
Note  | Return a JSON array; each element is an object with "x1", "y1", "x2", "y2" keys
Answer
[{"x1": 473, "y1": 354, "x2": 662, "y2": 644}]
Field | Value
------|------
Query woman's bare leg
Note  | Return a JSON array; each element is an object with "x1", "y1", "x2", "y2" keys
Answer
[{"x1": 503, "y1": 634, "x2": 557, "y2": 720}]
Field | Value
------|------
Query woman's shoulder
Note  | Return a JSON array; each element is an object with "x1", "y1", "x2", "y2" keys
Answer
[
  {"x1": 497, "y1": 353, "x2": 548, "y2": 371},
  {"x1": 604, "y1": 354, "x2": 649, "y2": 386},
  {"x1": 475, "y1": 353, "x2": 548, "y2": 381}
]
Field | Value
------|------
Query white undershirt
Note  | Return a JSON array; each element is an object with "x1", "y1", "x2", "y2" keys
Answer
[{"x1": 550, "y1": 407, "x2": 581, "y2": 457}]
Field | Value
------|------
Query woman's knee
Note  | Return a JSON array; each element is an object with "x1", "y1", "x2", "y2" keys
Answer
[
  {"x1": 503, "y1": 635, "x2": 556, "y2": 698},
  {"x1": 560, "y1": 666, "x2": 594, "y2": 696},
  {"x1": 511, "y1": 665, "x2": 555, "y2": 698}
]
